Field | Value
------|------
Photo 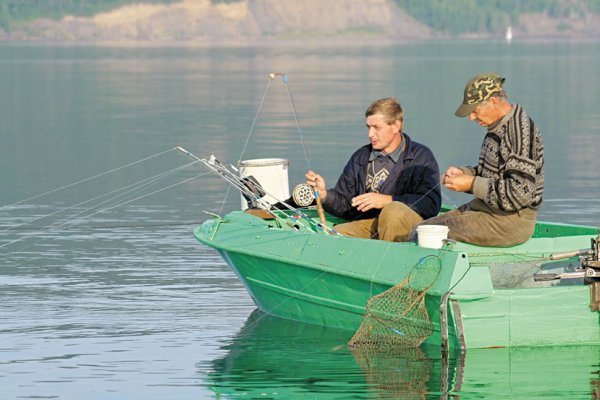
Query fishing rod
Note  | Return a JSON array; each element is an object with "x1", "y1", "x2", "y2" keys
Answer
[
  {"x1": 176, "y1": 147, "x2": 306, "y2": 231},
  {"x1": 213, "y1": 158, "x2": 338, "y2": 235},
  {"x1": 209, "y1": 164, "x2": 325, "y2": 234},
  {"x1": 176, "y1": 146, "x2": 338, "y2": 235},
  {"x1": 176, "y1": 146, "x2": 323, "y2": 232},
  {"x1": 212, "y1": 158, "x2": 337, "y2": 235}
]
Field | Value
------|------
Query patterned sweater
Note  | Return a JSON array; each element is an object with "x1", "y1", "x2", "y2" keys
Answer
[{"x1": 465, "y1": 104, "x2": 544, "y2": 212}]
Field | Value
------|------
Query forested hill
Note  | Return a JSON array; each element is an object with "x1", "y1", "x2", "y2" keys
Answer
[{"x1": 1, "y1": 0, "x2": 600, "y2": 42}]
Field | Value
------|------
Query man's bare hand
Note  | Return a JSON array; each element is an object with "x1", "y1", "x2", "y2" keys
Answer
[
  {"x1": 305, "y1": 170, "x2": 327, "y2": 199},
  {"x1": 443, "y1": 166, "x2": 463, "y2": 180},
  {"x1": 443, "y1": 167, "x2": 474, "y2": 192},
  {"x1": 351, "y1": 193, "x2": 393, "y2": 212}
]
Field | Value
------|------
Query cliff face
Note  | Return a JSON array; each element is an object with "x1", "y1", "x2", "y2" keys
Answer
[
  {"x1": 4, "y1": 0, "x2": 432, "y2": 42},
  {"x1": 245, "y1": 0, "x2": 430, "y2": 38}
]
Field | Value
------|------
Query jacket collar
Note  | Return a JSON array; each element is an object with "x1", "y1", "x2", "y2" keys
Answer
[
  {"x1": 368, "y1": 133, "x2": 407, "y2": 162},
  {"x1": 359, "y1": 133, "x2": 415, "y2": 166}
]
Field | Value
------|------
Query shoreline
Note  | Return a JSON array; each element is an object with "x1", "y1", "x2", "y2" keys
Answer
[{"x1": 2, "y1": 34, "x2": 600, "y2": 48}]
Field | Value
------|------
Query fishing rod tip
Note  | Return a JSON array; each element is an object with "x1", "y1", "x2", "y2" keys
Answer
[{"x1": 268, "y1": 72, "x2": 287, "y2": 82}]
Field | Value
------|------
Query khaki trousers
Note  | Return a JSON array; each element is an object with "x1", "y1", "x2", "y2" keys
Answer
[
  {"x1": 334, "y1": 202, "x2": 423, "y2": 242},
  {"x1": 412, "y1": 199, "x2": 537, "y2": 247}
]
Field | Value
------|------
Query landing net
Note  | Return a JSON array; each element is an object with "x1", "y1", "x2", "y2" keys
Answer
[{"x1": 348, "y1": 255, "x2": 441, "y2": 350}]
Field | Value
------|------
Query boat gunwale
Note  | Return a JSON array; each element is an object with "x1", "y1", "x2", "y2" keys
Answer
[{"x1": 194, "y1": 212, "x2": 597, "y2": 294}]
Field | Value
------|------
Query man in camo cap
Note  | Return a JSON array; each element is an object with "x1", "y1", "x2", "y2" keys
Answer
[{"x1": 413, "y1": 73, "x2": 544, "y2": 246}]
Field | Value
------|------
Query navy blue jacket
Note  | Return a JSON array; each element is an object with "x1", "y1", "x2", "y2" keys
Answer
[{"x1": 321, "y1": 133, "x2": 441, "y2": 221}]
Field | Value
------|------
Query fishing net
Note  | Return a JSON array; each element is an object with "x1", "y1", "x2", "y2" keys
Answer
[
  {"x1": 468, "y1": 252, "x2": 568, "y2": 288},
  {"x1": 348, "y1": 255, "x2": 441, "y2": 350},
  {"x1": 350, "y1": 347, "x2": 432, "y2": 399}
]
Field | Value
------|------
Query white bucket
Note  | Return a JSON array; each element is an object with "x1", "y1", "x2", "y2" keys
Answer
[
  {"x1": 239, "y1": 158, "x2": 290, "y2": 210},
  {"x1": 416, "y1": 225, "x2": 449, "y2": 249}
]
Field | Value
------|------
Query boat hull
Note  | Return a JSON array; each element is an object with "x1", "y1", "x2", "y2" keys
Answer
[{"x1": 196, "y1": 210, "x2": 600, "y2": 349}]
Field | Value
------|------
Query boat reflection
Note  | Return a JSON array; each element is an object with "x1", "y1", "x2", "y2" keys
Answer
[{"x1": 206, "y1": 310, "x2": 600, "y2": 399}]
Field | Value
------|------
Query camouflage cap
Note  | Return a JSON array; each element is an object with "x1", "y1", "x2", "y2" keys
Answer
[{"x1": 455, "y1": 73, "x2": 506, "y2": 117}]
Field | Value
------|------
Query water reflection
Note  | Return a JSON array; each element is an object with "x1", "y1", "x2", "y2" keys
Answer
[
  {"x1": 350, "y1": 347, "x2": 436, "y2": 399},
  {"x1": 207, "y1": 310, "x2": 440, "y2": 399},
  {"x1": 207, "y1": 310, "x2": 600, "y2": 399}
]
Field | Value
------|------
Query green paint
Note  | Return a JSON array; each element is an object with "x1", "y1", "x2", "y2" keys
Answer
[{"x1": 196, "y1": 209, "x2": 600, "y2": 349}]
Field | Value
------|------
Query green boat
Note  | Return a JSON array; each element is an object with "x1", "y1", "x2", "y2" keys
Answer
[{"x1": 195, "y1": 207, "x2": 600, "y2": 350}]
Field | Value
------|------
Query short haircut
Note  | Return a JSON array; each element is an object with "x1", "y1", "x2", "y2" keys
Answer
[{"x1": 365, "y1": 97, "x2": 404, "y2": 125}]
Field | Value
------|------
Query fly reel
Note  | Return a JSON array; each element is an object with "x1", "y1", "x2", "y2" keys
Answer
[{"x1": 292, "y1": 183, "x2": 315, "y2": 207}]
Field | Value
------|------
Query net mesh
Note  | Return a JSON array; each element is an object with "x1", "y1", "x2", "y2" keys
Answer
[
  {"x1": 469, "y1": 252, "x2": 561, "y2": 288},
  {"x1": 348, "y1": 255, "x2": 441, "y2": 350},
  {"x1": 350, "y1": 347, "x2": 432, "y2": 399}
]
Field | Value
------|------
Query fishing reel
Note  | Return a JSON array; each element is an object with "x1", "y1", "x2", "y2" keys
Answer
[
  {"x1": 292, "y1": 183, "x2": 316, "y2": 207},
  {"x1": 240, "y1": 175, "x2": 269, "y2": 209},
  {"x1": 581, "y1": 233, "x2": 600, "y2": 278},
  {"x1": 581, "y1": 233, "x2": 600, "y2": 311}
]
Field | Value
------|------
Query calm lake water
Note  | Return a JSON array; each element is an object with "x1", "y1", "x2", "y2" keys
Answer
[{"x1": 1, "y1": 41, "x2": 600, "y2": 399}]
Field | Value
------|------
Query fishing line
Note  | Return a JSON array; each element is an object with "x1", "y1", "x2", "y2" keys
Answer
[
  {"x1": 1, "y1": 169, "x2": 208, "y2": 251},
  {"x1": 1, "y1": 160, "x2": 199, "y2": 234},
  {"x1": 1, "y1": 148, "x2": 177, "y2": 209},
  {"x1": 278, "y1": 73, "x2": 311, "y2": 168},
  {"x1": 217, "y1": 183, "x2": 233, "y2": 217},
  {"x1": 216, "y1": 74, "x2": 273, "y2": 217},
  {"x1": 237, "y1": 76, "x2": 273, "y2": 165},
  {"x1": 369, "y1": 242, "x2": 393, "y2": 297},
  {"x1": 206, "y1": 73, "x2": 330, "y2": 231},
  {"x1": 2, "y1": 172, "x2": 208, "y2": 252},
  {"x1": 441, "y1": 191, "x2": 460, "y2": 209},
  {"x1": 225, "y1": 253, "x2": 336, "y2": 335},
  {"x1": 1, "y1": 161, "x2": 196, "y2": 234},
  {"x1": 231, "y1": 236, "x2": 410, "y2": 335},
  {"x1": 273, "y1": 72, "x2": 334, "y2": 227},
  {"x1": 7, "y1": 221, "x2": 204, "y2": 231}
]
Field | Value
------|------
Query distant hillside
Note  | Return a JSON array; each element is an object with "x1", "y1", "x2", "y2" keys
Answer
[
  {"x1": 395, "y1": 0, "x2": 600, "y2": 35},
  {"x1": 1, "y1": 0, "x2": 600, "y2": 42},
  {"x1": 0, "y1": 0, "x2": 432, "y2": 42}
]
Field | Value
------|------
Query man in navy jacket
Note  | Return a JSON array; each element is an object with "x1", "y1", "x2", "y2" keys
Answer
[{"x1": 306, "y1": 98, "x2": 441, "y2": 242}]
